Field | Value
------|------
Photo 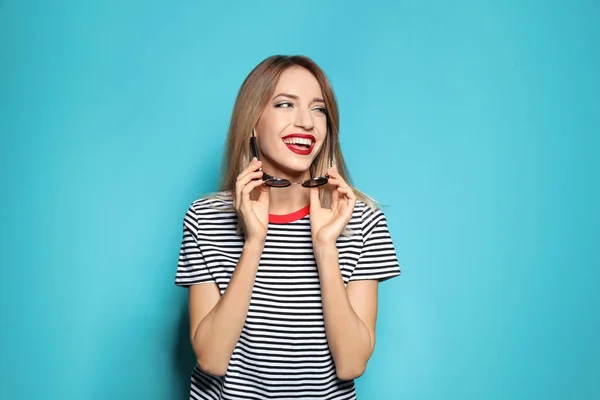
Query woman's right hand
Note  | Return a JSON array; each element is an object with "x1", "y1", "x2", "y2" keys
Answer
[{"x1": 234, "y1": 157, "x2": 270, "y2": 243}]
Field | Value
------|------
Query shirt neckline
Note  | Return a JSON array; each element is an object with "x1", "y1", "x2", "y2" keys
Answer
[{"x1": 269, "y1": 205, "x2": 310, "y2": 224}]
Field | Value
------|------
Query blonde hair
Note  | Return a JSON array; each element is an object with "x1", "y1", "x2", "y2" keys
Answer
[{"x1": 207, "y1": 55, "x2": 378, "y2": 232}]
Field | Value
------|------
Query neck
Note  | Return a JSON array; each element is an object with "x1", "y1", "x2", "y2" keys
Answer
[
  {"x1": 267, "y1": 184, "x2": 310, "y2": 215},
  {"x1": 257, "y1": 158, "x2": 313, "y2": 214}
]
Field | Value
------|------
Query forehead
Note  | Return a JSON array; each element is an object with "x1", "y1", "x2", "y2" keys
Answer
[{"x1": 274, "y1": 66, "x2": 323, "y2": 98}]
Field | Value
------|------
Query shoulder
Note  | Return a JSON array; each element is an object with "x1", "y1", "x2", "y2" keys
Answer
[
  {"x1": 182, "y1": 191, "x2": 236, "y2": 231},
  {"x1": 351, "y1": 200, "x2": 390, "y2": 238},
  {"x1": 187, "y1": 191, "x2": 234, "y2": 214},
  {"x1": 352, "y1": 199, "x2": 387, "y2": 224}
]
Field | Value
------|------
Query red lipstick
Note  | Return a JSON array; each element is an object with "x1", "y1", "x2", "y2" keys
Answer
[{"x1": 282, "y1": 134, "x2": 316, "y2": 156}]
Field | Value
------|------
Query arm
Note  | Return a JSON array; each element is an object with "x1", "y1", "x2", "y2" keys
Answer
[
  {"x1": 188, "y1": 239, "x2": 264, "y2": 376},
  {"x1": 188, "y1": 158, "x2": 270, "y2": 376},
  {"x1": 308, "y1": 167, "x2": 395, "y2": 380},
  {"x1": 315, "y1": 244, "x2": 378, "y2": 381}
]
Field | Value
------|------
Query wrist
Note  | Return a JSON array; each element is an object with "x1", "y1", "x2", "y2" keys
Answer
[
  {"x1": 244, "y1": 237, "x2": 266, "y2": 250},
  {"x1": 313, "y1": 242, "x2": 338, "y2": 259},
  {"x1": 312, "y1": 237, "x2": 338, "y2": 250}
]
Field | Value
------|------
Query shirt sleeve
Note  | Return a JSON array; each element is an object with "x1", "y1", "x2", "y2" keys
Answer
[
  {"x1": 349, "y1": 206, "x2": 401, "y2": 282},
  {"x1": 174, "y1": 203, "x2": 215, "y2": 287}
]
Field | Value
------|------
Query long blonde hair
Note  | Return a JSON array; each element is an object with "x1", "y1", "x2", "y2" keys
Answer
[{"x1": 208, "y1": 55, "x2": 377, "y2": 229}]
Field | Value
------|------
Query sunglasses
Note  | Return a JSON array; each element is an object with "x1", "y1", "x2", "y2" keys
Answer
[{"x1": 249, "y1": 123, "x2": 333, "y2": 188}]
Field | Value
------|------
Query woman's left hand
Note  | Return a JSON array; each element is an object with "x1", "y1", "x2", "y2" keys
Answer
[{"x1": 310, "y1": 166, "x2": 357, "y2": 248}]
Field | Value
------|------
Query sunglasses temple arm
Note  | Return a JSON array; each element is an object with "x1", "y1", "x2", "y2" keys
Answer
[
  {"x1": 327, "y1": 119, "x2": 333, "y2": 169},
  {"x1": 250, "y1": 133, "x2": 260, "y2": 161}
]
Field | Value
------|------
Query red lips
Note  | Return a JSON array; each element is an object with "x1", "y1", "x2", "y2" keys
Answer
[
  {"x1": 282, "y1": 134, "x2": 316, "y2": 156},
  {"x1": 282, "y1": 134, "x2": 316, "y2": 141}
]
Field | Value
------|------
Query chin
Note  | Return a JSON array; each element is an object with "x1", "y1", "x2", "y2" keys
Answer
[
  {"x1": 274, "y1": 158, "x2": 313, "y2": 177},
  {"x1": 262, "y1": 143, "x2": 321, "y2": 177},
  {"x1": 282, "y1": 165, "x2": 312, "y2": 177}
]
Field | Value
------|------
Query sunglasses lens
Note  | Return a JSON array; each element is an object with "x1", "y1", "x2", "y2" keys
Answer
[
  {"x1": 265, "y1": 178, "x2": 291, "y2": 188},
  {"x1": 302, "y1": 176, "x2": 328, "y2": 188}
]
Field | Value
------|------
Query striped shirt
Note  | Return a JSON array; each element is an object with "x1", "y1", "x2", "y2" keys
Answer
[{"x1": 175, "y1": 193, "x2": 401, "y2": 400}]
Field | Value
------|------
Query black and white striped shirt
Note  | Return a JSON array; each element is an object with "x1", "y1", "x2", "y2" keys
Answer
[{"x1": 175, "y1": 193, "x2": 401, "y2": 400}]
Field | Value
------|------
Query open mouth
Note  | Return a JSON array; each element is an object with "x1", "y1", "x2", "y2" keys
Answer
[{"x1": 282, "y1": 134, "x2": 316, "y2": 155}]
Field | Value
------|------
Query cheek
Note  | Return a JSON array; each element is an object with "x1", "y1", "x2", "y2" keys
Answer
[
  {"x1": 316, "y1": 123, "x2": 328, "y2": 144},
  {"x1": 255, "y1": 114, "x2": 282, "y2": 154},
  {"x1": 316, "y1": 116, "x2": 328, "y2": 131},
  {"x1": 257, "y1": 109, "x2": 288, "y2": 131}
]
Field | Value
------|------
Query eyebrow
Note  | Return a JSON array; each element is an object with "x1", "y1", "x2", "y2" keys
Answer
[{"x1": 272, "y1": 93, "x2": 325, "y2": 103}]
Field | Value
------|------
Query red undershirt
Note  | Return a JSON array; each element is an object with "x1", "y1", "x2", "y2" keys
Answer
[
  {"x1": 269, "y1": 205, "x2": 310, "y2": 224},
  {"x1": 230, "y1": 191, "x2": 310, "y2": 224}
]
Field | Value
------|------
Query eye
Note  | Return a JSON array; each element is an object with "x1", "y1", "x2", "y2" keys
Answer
[
  {"x1": 313, "y1": 106, "x2": 327, "y2": 114},
  {"x1": 275, "y1": 101, "x2": 294, "y2": 108}
]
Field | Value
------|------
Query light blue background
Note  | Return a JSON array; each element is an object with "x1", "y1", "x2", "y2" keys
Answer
[{"x1": 1, "y1": 1, "x2": 599, "y2": 399}]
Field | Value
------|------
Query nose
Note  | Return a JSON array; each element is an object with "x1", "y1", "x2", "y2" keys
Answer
[{"x1": 293, "y1": 106, "x2": 314, "y2": 130}]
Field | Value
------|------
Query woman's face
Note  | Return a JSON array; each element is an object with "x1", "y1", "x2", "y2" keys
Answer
[{"x1": 254, "y1": 66, "x2": 328, "y2": 181}]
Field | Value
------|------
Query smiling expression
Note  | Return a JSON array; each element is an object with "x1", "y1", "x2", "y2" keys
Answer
[{"x1": 254, "y1": 66, "x2": 328, "y2": 181}]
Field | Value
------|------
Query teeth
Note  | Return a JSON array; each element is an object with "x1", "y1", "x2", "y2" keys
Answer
[{"x1": 283, "y1": 137, "x2": 313, "y2": 146}]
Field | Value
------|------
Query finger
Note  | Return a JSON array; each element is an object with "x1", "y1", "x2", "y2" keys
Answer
[
  {"x1": 327, "y1": 166, "x2": 341, "y2": 179},
  {"x1": 236, "y1": 158, "x2": 261, "y2": 208},
  {"x1": 240, "y1": 178, "x2": 266, "y2": 209},
  {"x1": 337, "y1": 185, "x2": 356, "y2": 199},
  {"x1": 336, "y1": 186, "x2": 356, "y2": 208},
  {"x1": 235, "y1": 184, "x2": 241, "y2": 210},
  {"x1": 336, "y1": 186, "x2": 356, "y2": 197},
  {"x1": 337, "y1": 187, "x2": 356, "y2": 218},
  {"x1": 237, "y1": 170, "x2": 262, "y2": 206},
  {"x1": 336, "y1": 186, "x2": 350, "y2": 201},
  {"x1": 257, "y1": 180, "x2": 270, "y2": 204},
  {"x1": 327, "y1": 177, "x2": 348, "y2": 188},
  {"x1": 331, "y1": 183, "x2": 339, "y2": 210},
  {"x1": 236, "y1": 170, "x2": 263, "y2": 207},
  {"x1": 239, "y1": 170, "x2": 264, "y2": 185},
  {"x1": 237, "y1": 159, "x2": 262, "y2": 183},
  {"x1": 241, "y1": 175, "x2": 266, "y2": 195},
  {"x1": 329, "y1": 179, "x2": 353, "y2": 202}
]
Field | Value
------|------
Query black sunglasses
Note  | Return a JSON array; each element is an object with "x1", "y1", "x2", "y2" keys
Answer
[{"x1": 249, "y1": 123, "x2": 333, "y2": 188}]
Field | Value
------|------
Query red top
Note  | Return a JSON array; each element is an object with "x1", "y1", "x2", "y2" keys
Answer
[
  {"x1": 269, "y1": 205, "x2": 310, "y2": 224},
  {"x1": 231, "y1": 191, "x2": 310, "y2": 224}
]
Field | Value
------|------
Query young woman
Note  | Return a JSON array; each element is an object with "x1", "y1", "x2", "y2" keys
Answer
[{"x1": 175, "y1": 55, "x2": 401, "y2": 400}]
